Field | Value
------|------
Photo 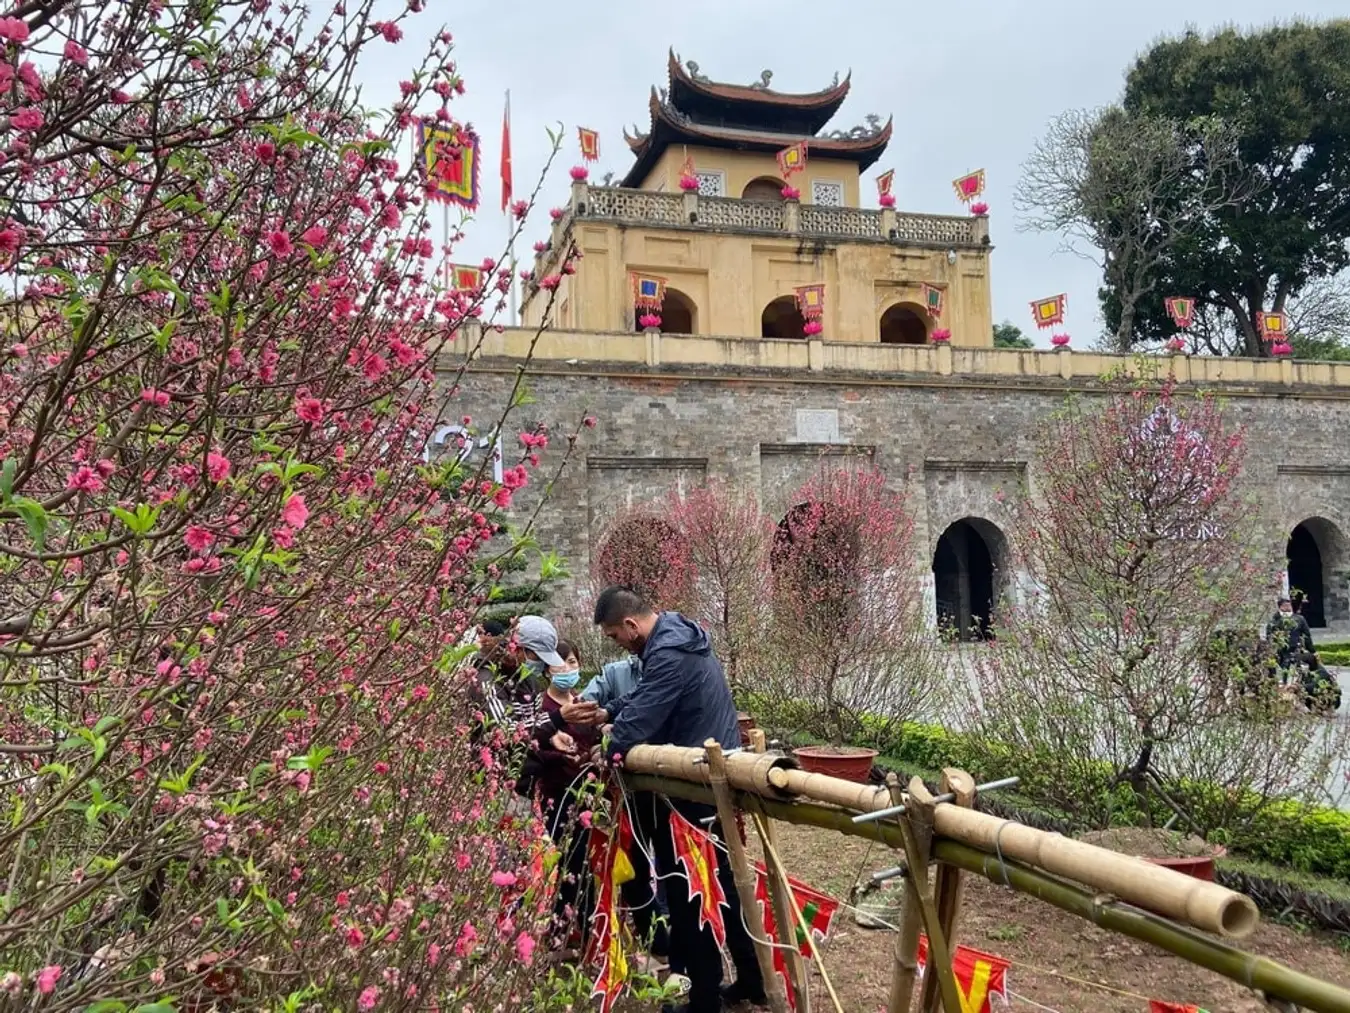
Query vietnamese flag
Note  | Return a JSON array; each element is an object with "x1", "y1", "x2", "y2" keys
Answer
[
  {"x1": 1149, "y1": 1002, "x2": 1208, "y2": 1013},
  {"x1": 499, "y1": 90, "x2": 513, "y2": 211}
]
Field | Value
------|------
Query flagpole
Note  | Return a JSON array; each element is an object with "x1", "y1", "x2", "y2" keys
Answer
[{"x1": 498, "y1": 89, "x2": 518, "y2": 328}]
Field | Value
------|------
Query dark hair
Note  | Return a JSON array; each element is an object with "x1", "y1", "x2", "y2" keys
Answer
[
  {"x1": 593, "y1": 585, "x2": 654, "y2": 625},
  {"x1": 479, "y1": 620, "x2": 508, "y2": 637},
  {"x1": 556, "y1": 640, "x2": 581, "y2": 665}
]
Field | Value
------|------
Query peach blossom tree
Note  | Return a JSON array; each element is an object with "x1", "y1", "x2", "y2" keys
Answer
[
  {"x1": 763, "y1": 469, "x2": 944, "y2": 750},
  {"x1": 0, "y1": 2, "x2": 585, "y2": 1008},
  {"x1": 971, "y1": 383, "x2": 1348, "y2": 830}
]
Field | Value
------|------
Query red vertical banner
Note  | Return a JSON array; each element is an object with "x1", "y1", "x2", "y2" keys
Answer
[{"x1": 499, "y1": 90, "x2": 513, "y2": 211}]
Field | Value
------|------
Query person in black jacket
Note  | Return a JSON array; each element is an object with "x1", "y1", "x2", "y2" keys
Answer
[{"x1": 594, "y1": 586, "x2": 764, "y2": 1013}]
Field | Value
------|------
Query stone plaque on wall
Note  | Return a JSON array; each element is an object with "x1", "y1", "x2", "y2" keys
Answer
[{"x1": 794, "y1": 409, "x2": 839, "y2": 444}]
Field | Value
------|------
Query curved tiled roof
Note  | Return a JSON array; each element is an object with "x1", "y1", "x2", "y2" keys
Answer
[
  {"x1": 666, "y1": 50, "x2": 850, "y2": 134},
  {"x1": 621, "y1": 89, "x2": 891, "y2": 188}
]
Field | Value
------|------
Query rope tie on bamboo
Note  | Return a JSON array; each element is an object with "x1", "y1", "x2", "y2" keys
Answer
[{"x1": 993, "y1": 819, "x2": 1014, "y2": 887}]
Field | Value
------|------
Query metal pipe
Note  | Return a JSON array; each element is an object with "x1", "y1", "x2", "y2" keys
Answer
[{"x1": 851, "y1": 776, "x2": 1022, "y2": 824}]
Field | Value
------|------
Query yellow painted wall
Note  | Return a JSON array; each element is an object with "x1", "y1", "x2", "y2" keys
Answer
[
  {"x1": 641, "y1": 145, "x2": 863, "y2": 208},
  {"x1": 526, "y1": 218, "x2": 993, "y2": 347}
]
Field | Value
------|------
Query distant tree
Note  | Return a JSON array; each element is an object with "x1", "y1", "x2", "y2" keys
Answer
[
  {"x1": 1017, "y1": 107, "x2": 1252, "y2": 352},
  {"x1": 1114, "y1": 22, "x2": 1350, "y2": 355},
  {"x1": 993, "y1": 321, "x2": 1033, "y2": 349}
]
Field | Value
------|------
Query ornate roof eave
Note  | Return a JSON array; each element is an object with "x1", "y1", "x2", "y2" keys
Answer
[
  {"x1": 620, "y1": 92, "x2": 892, "y2": 187},
  {"x1": 667, "y1": 49, "x2": 851, "y2": 111}
]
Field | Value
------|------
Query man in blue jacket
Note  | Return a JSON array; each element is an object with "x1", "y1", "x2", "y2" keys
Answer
[{"x1": 594, "y1": 585, "x2": 765, "y2": 1013}]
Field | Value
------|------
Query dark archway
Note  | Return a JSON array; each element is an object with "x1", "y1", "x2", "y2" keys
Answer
[
  {"x1": 1286, "y1": 518, "x2": 1347, "y2": 629},
  {"x1": 634, "y1": 287, "x2": 697, "y2": 335},
  {"x1": 762, "y1": 296, "x2": 806, "y2": 340},
  {"x1": 742, "y1": 176, "x2": 787, "y2": 202},
  {"x1": 771, "y1": 501, "x2": 860, "y2": 626},
  {"x1": 933, "y1": 518, "x2": 1006, "y2": 641},
  {"x1": 880, "y1": 303, "x2": 929, "y2": 345}
]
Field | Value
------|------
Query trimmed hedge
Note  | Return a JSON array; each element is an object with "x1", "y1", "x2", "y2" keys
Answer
[{"x1": 746, "y1": 695, "x2": 1350, "y2": 883}]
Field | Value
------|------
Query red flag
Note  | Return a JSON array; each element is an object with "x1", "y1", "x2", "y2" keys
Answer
[
  {"x1": 951, "y1": 945, "x2": 1010, "y2": 1013},
  {"x1": 753, "y1": 863, "x2": 840, "y2": 1010},
  {"x1": 499, "y1": 90, "x2": 513, "y2": 211},
  {"x1": 669, "y1": 811, "x2": 727, "y2": 948},
  {"x1": 1149, "y1": 1002, "x2": 1208, "y2": 1013}
]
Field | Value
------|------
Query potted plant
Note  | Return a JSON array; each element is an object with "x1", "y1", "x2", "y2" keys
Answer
[
  {"x1": 761, "y1": 470, "x2": 945, "y2": 783},
  {"x1": 1078, "y1": 829, "x2": 1227, "y2": 882}
]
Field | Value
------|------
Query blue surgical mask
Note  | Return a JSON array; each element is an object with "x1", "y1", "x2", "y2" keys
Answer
[{"x1": 551, "y1": 670, "x2": 581, "y2": 690}]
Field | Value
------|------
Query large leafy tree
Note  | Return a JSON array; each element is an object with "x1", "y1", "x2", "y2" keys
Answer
[
  {"x1": 1112, "y1": 21, "x2": 1350, "y2": 355},
  {"x1": 1017, "y1": 108, "x2": 1251, "y2": 351}
]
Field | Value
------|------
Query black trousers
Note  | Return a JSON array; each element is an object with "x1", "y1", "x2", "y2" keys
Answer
[
  {"x1": 622, "y1": 794, "x2": 676, "y2": 968},
  {"x1": 634, "y1": 791, "x2": 763, "y2": 1010}
]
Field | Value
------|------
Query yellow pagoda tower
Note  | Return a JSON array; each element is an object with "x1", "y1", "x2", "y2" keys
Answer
[{"x1": 521, "y1": 51, "x2": 993, "y2": 347}]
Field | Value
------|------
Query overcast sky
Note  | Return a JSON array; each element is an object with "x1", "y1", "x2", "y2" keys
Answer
[{"x1": 363, "y1": 1, "x2": 1342, "y2": 347}]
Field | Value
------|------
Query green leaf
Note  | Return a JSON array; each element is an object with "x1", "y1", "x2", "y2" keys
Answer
[
  {"x1": 0, "y1": 458, "x2": 15, "y2": 501},
  {"x1": 11, "y1": 496, "x2": 48, "y2": 551},
  {"x1": 133, "y1": 1002, "x2": 177, "y2": 1013},
  {"x1": 84, "y1": 1002, "x2": 130, "y2": 1013},
  {"x1": 110, "y1": 503, "x2": 161, "y2": 537},
  {"x1": 158, "y1": 754, "x2": 206, "y2": 796},
  {"x1": 153, "y1": 319, "x2": 178, "y2": 354}
]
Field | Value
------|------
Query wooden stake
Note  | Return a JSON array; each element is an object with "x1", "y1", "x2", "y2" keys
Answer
[
  {"x1": 919, "y1": 769, "x2": 976, "y2": 1013},
  {"x1": 885, "y1": 773, "x2": 922, "y2": 1013},
  {"x1": 748, "y1": 732, "x2": 812, "y2": 1013},
  {"x1": 897, "y1": 776, "x2": 963, "y2": 1013},
  {"x1": 758, "y1": 819, "x2": 847, "y2": 1013},
  {"x1": 705, "y1": 739, "x2": 790, "y2": 1013}
]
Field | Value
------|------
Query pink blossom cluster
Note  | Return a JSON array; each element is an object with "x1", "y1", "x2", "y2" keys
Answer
[{"x1": 0, "y1": 1, "x2": 580, "y2": 1008}]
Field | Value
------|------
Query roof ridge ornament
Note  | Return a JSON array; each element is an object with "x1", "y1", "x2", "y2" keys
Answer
[
  {"x1": 685, "y1": 59, "x2": 710, "y2": 84},
  {"x1": 749, "y1": 69, "x2": 774, "y2": 91}
]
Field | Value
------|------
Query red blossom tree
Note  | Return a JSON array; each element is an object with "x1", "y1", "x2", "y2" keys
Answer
[
  {"x1": 761, "y1": 469, "x2": 943, "y2": 750},
  {"x1": 972, "y1": 383, "x2": 1348, "y2": 829},
  {"x1": 665, "y1": 482, "x2": 773, "y2": 690},
  {"x1": 592, "y1": 508, "x2": 696, "y2": 612},
  {"x1": 0, "y1": 2, "x2": 581, "y2": 1008}
]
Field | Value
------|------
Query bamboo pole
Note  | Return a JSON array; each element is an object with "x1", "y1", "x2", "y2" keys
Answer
[
  {"x1": 624, "y1": 772, "x2": 1350, "y2": 1013},
  {"x1": 886, "y1": 773, "x2": 923, "y2": 1013},
  {"x1": 897, "y1": 777, "x2": 964, "y2": 1013},
  {"x1": 758, "y1": 819, "x2": 847, "y2": 1013},
  {"x1": 623, "y1": 746, "x2": 1257, "y2": 939},
  {"x1": 919, "y1": 769, "x2": 976, "y2": 1013},
  {"x1": 748, "y1": 733, "x2": 812, "y2": 1013},
  {"x1": 704, "y1": 740, "x2": 790, "y2": 1013}
]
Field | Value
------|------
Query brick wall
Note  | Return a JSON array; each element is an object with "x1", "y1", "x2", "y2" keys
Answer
[{"x1": 449, "y1": 359, "x2": 1350, "y2": 627}]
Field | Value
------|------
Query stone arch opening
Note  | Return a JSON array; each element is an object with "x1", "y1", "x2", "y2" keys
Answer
[
  {"x1": 742, "y1": 176, "x2": 787, "y2": 202},
  {"x1": 633, "y1": 287, "x2": 697, "y2": 335},
  {"x1": 933, "y1": 517, "x2": 1008, "y2": 641},
  {"x1": 880, "y1": 302, "x2": 930, "y2": 345},
  {"x1": 1286, "y1": 517, "x2": 1348, "y2": 629},
  {"x1": 762, "y1": 296, "x2": 806, "y2": 340}
]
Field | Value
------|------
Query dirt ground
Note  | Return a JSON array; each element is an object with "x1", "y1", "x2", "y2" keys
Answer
[{"x1": 746, "y1": 822, "x2": 1350, "y2": 1013}]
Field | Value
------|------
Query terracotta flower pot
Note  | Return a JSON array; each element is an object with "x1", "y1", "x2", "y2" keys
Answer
[
  {"x1": 1146, "y1": 846, "x2": 1227, "y2": 882},
  {"x1": 792, "y1": 745, "x2": 879, "y2": 783},
  {"x1": 737, "y1": 712, "x2": 756, "y2": 747}
]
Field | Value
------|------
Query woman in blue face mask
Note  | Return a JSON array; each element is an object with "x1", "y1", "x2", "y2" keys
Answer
[{"x1": 524, "y1": 640, "x2": 602, "y2": 953}]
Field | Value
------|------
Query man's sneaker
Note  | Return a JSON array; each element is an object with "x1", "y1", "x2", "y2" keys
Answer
[
  {"x1": 666, "y1": 973, "x2": 692, "y2": 997},
  {"x1": 720, "y1": 979, "x2": 768, "y2": 1007}
]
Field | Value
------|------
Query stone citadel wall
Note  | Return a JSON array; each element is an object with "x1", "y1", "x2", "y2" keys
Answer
[{"x1": 444, "y1": 328, "x2": 1350, "y2": 630}]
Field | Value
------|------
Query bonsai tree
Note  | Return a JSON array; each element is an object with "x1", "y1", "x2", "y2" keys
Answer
[
  {"x1": 971, "y1": 381, "x2": 1349, "y2": 832},
  {"x1": 0, "y1": 2, "x2": 582, "y2": 1007}
]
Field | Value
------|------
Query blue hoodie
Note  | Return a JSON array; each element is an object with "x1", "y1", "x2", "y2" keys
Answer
[{"x1": 608, "y1": 612, "x2": 740, "y2": 759}]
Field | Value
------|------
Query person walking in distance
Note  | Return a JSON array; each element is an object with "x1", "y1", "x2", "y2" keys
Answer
[{"x1": 593, "y1": 586, "x2": 765, "y2": 1013}]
